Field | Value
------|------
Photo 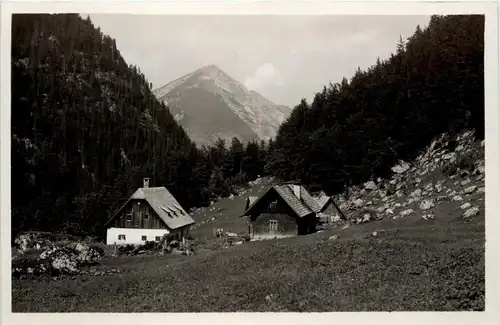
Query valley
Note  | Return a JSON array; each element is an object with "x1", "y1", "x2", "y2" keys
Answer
[{"x1": 8, "y1": 13, "x2": 487, "y2": 313}]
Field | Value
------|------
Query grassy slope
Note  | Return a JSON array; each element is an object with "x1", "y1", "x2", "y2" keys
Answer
[{"x1": 12, "y1": 175, "x2": 485, "y2": 312}]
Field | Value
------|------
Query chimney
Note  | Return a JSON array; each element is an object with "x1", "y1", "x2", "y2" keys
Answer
[
  {"x1": 292, "y1": 185, "x2": 301, "y2": 200},
  {"x1": 143, "y1": 177, "x2": 150, "y2": 188}
]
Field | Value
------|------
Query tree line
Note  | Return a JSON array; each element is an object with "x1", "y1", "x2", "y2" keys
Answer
[
  {"x1": 11, "y1": 14, "x2": 268, "y2": 238},
  {"x1": 265, "y1": 14, "x2": 484, "y2": 195}
]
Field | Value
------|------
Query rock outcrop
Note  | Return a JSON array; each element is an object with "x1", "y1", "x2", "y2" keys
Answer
[{"x1": 331, "y1": 130, "x2": 484, "y2": 224}]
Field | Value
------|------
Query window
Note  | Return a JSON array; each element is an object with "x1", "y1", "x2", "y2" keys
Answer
[
  {"x1": 269, "y1": 220, "x2": 278, "y2": 232},
  {"x1": 144, "y1": 214, "x2": 149, "y2": 220},
  {"x1": 141, "y1": 235, "x2": 147, "y2": 241},
  {"x1": 118, "y1": 234, "x2": 126, "y2": 240},
  {"x1": 268, "y1": 200, "x2": 278, "y2": 212},
  {"x1": 155, "y1": 236, "x2": 161, "y2": 241},
  {"x1": 126, "y1": 213, "x2": 132, "y2": 221}
]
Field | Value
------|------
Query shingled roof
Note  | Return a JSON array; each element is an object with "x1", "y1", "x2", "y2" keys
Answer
[
  {"x1": 242, "y1": 184, "x2": 321, "y2": 218},
  {"x1": 245, "y1": 196, "x2": 258, "y2": 210},
  {"x1": 316, "y1": 194, "x2": 332, "y2": 211},
  {"x1": 105, "y1": 187, "x2": 195, "y2": 230}
]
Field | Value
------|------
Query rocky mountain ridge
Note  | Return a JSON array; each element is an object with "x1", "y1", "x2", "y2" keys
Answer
[{"x1": 153, "y1": 65, "x2": 291, "y2": 146}]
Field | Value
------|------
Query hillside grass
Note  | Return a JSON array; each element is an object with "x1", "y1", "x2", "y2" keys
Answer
[{"x1": 12, "y1": 201, "x2": 484, "y2": 312}]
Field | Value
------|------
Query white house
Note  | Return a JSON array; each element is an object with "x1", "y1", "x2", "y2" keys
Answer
[{"x1": 104, "y1": 178, "x2": 195, "y2": 245}]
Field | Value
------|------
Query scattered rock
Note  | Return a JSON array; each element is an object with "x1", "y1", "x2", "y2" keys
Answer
[
  {"x1": 460, "y1": 179, "x2": 471, "y2": 186},
  {"x1": 419, "y1": 199, "x2": 435, "y2": 211},
  {"x1": 442, "y1": 153, "x2": 456, "y2": 160},
  {"x1": 473, "y1": 165, "x2": 485, "y2": 175},
  {"x1": 463, "y1": 185, "x2": 477, "y2": 195},
  {"x1": 460, "y1": 202, "x2": 472, "y2": 210},
  {"x1": 463, "y1": 207, "x2": 480, "y2": 219},
  {"x1": 329, "y1": 235, "x2": 339, "y2": 240},
  {"x1": 391, "y1": 161, "x2": 410, "y2": 174},
  {"x1": 326, "y1": 130, "x2": 483, "y2": 228},
  {"x1": 410, "y1": 189, "x2": 422, "y2": 198},
  {"x1": 400, "y1": 209, "x2": 414, "y2": 217},
  {"x1": 354, "y1": 199, "x2": 364, "y2": 208},
  {"x1": 364, "y1": 181, "x2": 377, "y2": 190}
]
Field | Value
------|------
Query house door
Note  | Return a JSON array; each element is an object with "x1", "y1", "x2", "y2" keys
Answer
[{"x1": 133, "y1": 212, "x2": 140, "y2": 228}]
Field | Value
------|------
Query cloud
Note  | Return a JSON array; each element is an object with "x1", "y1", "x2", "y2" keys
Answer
[{"x1": 244, "y1": 62, "x2": 285, "y2": 91}]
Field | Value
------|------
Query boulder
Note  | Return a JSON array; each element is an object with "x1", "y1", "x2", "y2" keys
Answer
[
  {"x1": 463, "y1": 185, "x2": 478, "y2": 195},
  {"x1": 463, "y1": 207, "x2": 480, "y2": 219},
  {"x1": 364, "y1": 181, "x2": 377, "y2": 190},
  {"x1": 354, "y1": 198, "x2": 364, "y2": 208},
  {"x1": 391, "y1": 161, "x2": 410, "y2": 174},
  {"x1": 460, "y1": 202, "x2": 472, "y2": 210},
  {"x1": 419, "y1": 199, "x2": 435, "y2": 211}
]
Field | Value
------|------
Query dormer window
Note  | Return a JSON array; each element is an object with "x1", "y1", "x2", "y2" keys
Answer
[{"x1": 161, "y1": 205, "x2": 175, "y2": 218}]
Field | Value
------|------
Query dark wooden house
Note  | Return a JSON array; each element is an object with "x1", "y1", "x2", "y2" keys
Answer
[
  {"x1": 104, "y1": 178, "x2": 195, "y2": 245},
  {"x1": 241, "y1": 183, "x2": 322, "y2": 240}
]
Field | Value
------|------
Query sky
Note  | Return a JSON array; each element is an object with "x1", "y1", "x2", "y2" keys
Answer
[{"x1": 88, "y1": 15, "x2": 430, "y2": 107}]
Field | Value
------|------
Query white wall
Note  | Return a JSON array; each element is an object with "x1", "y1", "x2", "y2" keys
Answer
[
  {"x1": 250, "y1": 233, "x2": 296, "y2": 241},
  {"x1": 106, "y1": 227, "x2": 170, "y2": 245}
]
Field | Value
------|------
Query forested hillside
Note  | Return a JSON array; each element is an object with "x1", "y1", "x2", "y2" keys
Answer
[
  {"x1": 266, "y1": 15, "x2": 484, "y2": 194},
  {"x1": 11, "y1": 14, "x2": 268, "y2": 238}
]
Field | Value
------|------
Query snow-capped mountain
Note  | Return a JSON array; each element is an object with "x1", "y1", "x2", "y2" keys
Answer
[{"x1": 153, "y1": 65, "x2": 291, "y2": 147}]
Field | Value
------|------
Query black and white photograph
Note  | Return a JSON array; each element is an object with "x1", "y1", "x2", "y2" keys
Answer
[{"x1": 2, "y1": 0, "x2": 499, "y2": 322}]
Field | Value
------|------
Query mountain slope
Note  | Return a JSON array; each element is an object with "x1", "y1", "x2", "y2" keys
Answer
[
  {"x1": 10, "y1": 14, "x2": 196, "y2": 236},
  {"x1": 153, "y1": 65, "x2": 291, "y2": 146}
]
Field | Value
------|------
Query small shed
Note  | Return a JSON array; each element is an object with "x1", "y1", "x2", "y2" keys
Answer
[
  {"x1": 241, "y1": 183, "x2": 321, "y2": 240},
  {"x1": 315, "y1": 192, "x2": 345, "y2": 224}
]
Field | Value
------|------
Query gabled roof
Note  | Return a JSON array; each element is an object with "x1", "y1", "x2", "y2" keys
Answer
[
  {"x1": 105, "y1": 187, "x2": 195, "y2": 230},
  {"x1": 316, "y1": 194, "x2": 332, "y2": 211},
  {"x1": 242, "y1": 184, "x2": 321, "y2": 218}
]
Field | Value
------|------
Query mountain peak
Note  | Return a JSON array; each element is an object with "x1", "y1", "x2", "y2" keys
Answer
[
  {"x1": 198, "y1": 64, "x2": 220, "y2": 72},
  {"x1": 153, "y1": 65, "x2": 291, "y2": 146},
  {"x1": 194, "y1": 64, "x2": 232, "y2": 81}
]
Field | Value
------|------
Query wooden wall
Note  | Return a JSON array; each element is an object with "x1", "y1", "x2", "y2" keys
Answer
[
  {"x1": 247, "y1": 189, "x2": 318, "y2": 238},
  {"x1": 251, "y1": 212, "x2": 298, "y2": 237},
  {"x1": 322, "y1": 202, "x2": 338, "y2": 216},
  {"x1": 112, "y1": 199, "x2": 167, "y2": 229}
]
